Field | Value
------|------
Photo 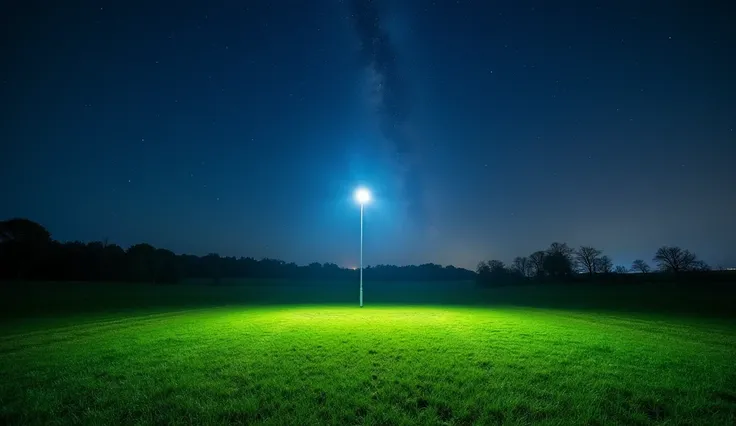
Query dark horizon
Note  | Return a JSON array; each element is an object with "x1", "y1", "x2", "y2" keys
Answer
[
  {"x1": 0, "y1": 217, "x2": 723, "y2": 278},
  {"x1": 2, "y1": 1, "x2": 735, "y2": 270}
]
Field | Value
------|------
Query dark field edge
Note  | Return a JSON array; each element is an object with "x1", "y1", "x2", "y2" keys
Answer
[{"x1": 1, "y1": 280, "x2": 735, "y2": 325}]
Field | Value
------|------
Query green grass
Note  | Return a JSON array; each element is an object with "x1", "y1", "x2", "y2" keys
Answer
[{"x1": 1, "y1": 283, "x2": 735, "y2": 424}]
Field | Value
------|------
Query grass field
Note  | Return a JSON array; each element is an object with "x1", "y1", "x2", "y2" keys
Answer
[{"x1": 1, "y1": 282, "x2": 735, "y2": 425}]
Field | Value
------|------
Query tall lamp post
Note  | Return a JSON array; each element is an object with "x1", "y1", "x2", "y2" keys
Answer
[{"x1": 354, "y1": 188, "x2": 371, "y2": 307}]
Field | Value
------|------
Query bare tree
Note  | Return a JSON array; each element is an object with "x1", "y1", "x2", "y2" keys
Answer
[
  {"x1": 529, "y1": 251, "x2": 546, "y2": 277},
  {"x1": 548, "y1": 242, "x2": 574, "y2": 257},
  {"x1": 653, "y1": 246, "x2": 702, "y2": 272},
  {"x1": 512, "y1": 256, "x2": 531, "y2": 277},
  {"x1": 594, "y1": 255, "x2": 613, "y2": 274},
  {"x1": 575, "y1": 246, "x2": 602, "y2": 275},
  {"x1": 614, "y1": 265, "x2": 628, "y2": 274},
  {"x1": 630, "y1": 259, "x2": 651, "y2": 273}
]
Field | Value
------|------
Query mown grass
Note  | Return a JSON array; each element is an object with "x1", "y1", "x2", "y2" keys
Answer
[{"x1": 1, "y1": 298, "x2": 735, "y2": 425}]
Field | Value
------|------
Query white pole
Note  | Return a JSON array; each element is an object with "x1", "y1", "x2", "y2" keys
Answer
[{"x1": 360, "y1": 202, "x2": 364, "y2": 307}]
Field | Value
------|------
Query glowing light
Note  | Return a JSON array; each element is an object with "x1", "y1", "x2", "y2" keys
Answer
[{"x1": 354, "y1": 187, "x2": 371, "y2": 204}]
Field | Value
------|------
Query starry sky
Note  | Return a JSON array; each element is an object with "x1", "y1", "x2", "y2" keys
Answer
[{"x1": 2, "y1": 1, "x2": 735, "y2": 270}]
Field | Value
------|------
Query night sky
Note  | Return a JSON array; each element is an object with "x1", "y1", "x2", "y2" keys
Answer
[{"x1": 2, "y1": 1, "x2": 735, "y2": 270}]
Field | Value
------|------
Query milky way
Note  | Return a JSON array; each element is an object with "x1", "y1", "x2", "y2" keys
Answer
[{"x1": 349, "y1": 0, "x2": 424, "y2": 226}]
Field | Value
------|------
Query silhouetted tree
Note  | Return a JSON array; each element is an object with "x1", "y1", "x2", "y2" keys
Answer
[
  {"x1": 0, "y1": 218, "x2": 51, "y2": 245},
  {"x1": 653, "y1": 246, "x2": 704, "y2": 272},
  {"x1": 365, "y1": 263, "x2": 473, "y2": 282},
  {"x1": 543, "y1": 252, "x2": 574, "y2": 279},
  {"x1": 547, "y1": 242, "x2": 577, "y2": 272},
  {"x1": 691, "y1": 260, "x2": 711, "y2": 272},
  {"x1": 575, "y1": 246, "x2": 603, "y2": 276},
  {"x1": 487, "y1": 260, "x2": 506, "y2": 273},
  {"x1": 0, "y1": 218, "x2": 52, "y2": 280},
  {"x1": 594, "y1": 255, "x2": 613, "y2": 274},
  {"x1": 630, "y1": 259, "x2": 650, "y2": 273},
  {"x1": 614, "y1": 265, "x2": 628, "y2": 274},
  {"x1": 529, "y1": 251, "x2": 547, "y2": 278},
  {"x1": 476, "y1": 260, "x2": 516, "y2": 286},
  {"x1": 511, "y1": 256, "x2": 531, "y2": 278},
  {"x1": 475, "y1": 261, "x2": 491, "y2": 283}
]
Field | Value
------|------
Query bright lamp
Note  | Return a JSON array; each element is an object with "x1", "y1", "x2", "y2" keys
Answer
[{"x1": 354, "y1": 188, "x2": 371, "y2": 204}]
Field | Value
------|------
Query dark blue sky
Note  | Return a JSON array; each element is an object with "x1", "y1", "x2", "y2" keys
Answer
[{"x1": 2, "y1": 1, "x2": 735, "y2": 269}]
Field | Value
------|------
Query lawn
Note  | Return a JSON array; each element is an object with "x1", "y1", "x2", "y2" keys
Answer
[{"x1": 1, "y1": 283, "x2": 735, "y2": 425}]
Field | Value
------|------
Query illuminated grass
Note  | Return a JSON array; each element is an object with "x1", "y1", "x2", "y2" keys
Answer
[{"x1": 1, "y1": 305, "x2": 735, "y2": 425}]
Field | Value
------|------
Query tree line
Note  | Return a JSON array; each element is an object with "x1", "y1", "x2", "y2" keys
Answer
[
  {"x1": 1, "y1": 218, "x2": 730, "y2": 286},
  {"x1": 0, "y1": 218, "x2": 474, "y2": 284},
  {"x1": 475, "y1": 242, "x2": 720, "y2": 287}
]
